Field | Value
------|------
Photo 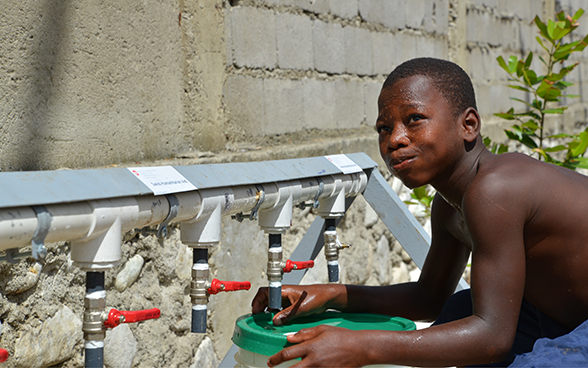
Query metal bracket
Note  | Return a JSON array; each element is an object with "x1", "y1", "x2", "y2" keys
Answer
[
  {"x1": 231, "y1": 184, "x2": 265, "y2": 222},
  {"x1": 0, "y1": 248, "x2": 31, "y2": 263},
  {"x1": 296, "y1": 178, "x2": 324, "y2": 210},
  {"x1": 31, "y1": 205, "x2": 52, "y2": 261},
  {"x1": 249, "y1": 184, "x2": 265, "y2": 221},
  {"x1": 157, "y1": 194, "x2": 179, "y2": 239}
]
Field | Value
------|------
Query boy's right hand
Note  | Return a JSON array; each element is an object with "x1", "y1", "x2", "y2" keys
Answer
[{"x1": 251, "y1": 284, "x2": 344, "y2": 326}]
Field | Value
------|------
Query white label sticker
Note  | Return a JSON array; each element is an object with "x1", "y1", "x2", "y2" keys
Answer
[
  {"x1": 127, "y1": 166, "x2": 197, "y2": 195},
  {"x1": 324, "y1": 154, "x2": 363, "y2": 174}
]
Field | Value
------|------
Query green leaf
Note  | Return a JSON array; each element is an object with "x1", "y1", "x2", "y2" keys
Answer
[
  {"x1": 535, "y1": 16, "x2": 554, "y2": 43},
  {"x1": 521, "y1": 120, "x2": 540, "y2": 130},
  {"x1": 507, "y1": 84, "x2": 532, "y2": 93},
  {"x1": 567, "y1": 94, "x2": 581, "y2": 98},
  {"x1": 544, "y1": 145, "x2": 567, "y2": 152},
  {"x1": 524, "y1": 52, "x2": 533, "y2": 68},
  {"x1": 571, "y1": 131, "x2": 588, "y2": 157},
  {"x1": 536, "y1": 36, "x2": 551, "y2": 53},
  {"x1": 497, "y1": 56, "x2": 510, "y2": 74},
  {"x1": 507, "y1": 55, "x2": 518, "y2": 74},
  {"x1": 547, "y1": 19, "x2": 557, "y2": 39},
  {"x1": 549, "y1": 133, "x2": 574, "y2": 139},
  {"x1": 510, "y1": 97, "x2": 537, "y2": 110},
  {"x1": 569, "y1": 157, "x2": 588, "y2": 169},
  {"x1": 556, "y1": 11, "x2": 566, "y2": 22},
  {"x1": 495, "y1": 113, "x2": 516, "y2": 120},
  {"x1": 572, "y1": 8, "x2": 585, "y2": 22},
  {"x1": 543, "y1": 108, "x2": 566, "y2": 114}
]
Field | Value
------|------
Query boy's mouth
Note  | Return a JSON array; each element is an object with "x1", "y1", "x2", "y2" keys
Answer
[{"x1": 390, "y1": 156, "x2": 415, "y2": 171}]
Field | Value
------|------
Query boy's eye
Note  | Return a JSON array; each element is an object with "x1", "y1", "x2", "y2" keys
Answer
[
  {"x1": 376, "y1": 125, "x2": 391, "y2": 134},
  {"x1": 408, "y1": 114, "x2": 424, "y2": 123}
]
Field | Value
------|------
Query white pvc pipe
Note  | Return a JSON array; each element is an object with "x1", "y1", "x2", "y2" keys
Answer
[{"x1": 0, "y1": 172, "x2": 368, "y2": 252}]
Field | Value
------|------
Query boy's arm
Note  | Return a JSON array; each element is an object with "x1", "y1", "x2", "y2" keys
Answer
[
  {"x1": 269, "y1": 182, "x2": 528, "y2": 367},
  {"x1": 343, "y1": 193, "x2": 471, "y2": 321}
]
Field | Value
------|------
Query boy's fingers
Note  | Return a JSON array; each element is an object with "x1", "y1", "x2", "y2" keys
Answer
[
  {"x1": 268, "y1": 344, "x2": 307, "y2": 367},
  {"x1": 251, "y1": 287, "x2": 269, "y2": 314},
  {"x1": 273, "y1": 290, "x2": 308, "y2": 326},
  {"x1": 286, "y1": 327, "x2": 320, "y2": 343}
]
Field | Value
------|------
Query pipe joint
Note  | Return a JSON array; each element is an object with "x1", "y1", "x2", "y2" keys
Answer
[
  {"x1": 190, "y1": 263, "x2": 210, "y2": 306},
  {"x1": 266, "y1": 247, "x2": 283, "y2": 282},
  {"x1": 83, "y1": 292, "x2": 106, "y2": 342},
  {"x1": 324, "y1": 230, "x2": 350, "y2": 261}
]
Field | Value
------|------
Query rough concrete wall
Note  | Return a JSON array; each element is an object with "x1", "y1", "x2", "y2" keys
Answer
[{"x1": 0, "y1": 0, "x2": 204, "y2": 171}]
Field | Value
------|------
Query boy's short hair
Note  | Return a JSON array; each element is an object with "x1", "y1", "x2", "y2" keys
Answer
[{"x1": 383, "y1": 57, "x2": 477, "y2": 117}]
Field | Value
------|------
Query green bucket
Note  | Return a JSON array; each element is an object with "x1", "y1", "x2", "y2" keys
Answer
[{"x1": 231, "y1": 311, "x2": 416, "y2": 367}]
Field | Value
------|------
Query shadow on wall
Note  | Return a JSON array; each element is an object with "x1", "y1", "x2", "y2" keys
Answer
[{"x1": 14, "y1": 0, "x2": 71, "y2": 171}]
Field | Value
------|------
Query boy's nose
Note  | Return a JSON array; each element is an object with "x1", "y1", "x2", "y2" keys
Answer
[{"x1": 388, "y1": 126, "x2": 410, "y2": 149}]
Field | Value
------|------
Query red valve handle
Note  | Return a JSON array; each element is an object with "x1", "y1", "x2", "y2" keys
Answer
[
  {"x1": 0, "y1": 349, "x2": 8, "y2": 363},
  {"x1": 283, "y1": 259, "x2": 315, "y2": 273},
  {"x1": 104, "y1": 308, "x2": 161, "y2": 329},
  {"x1": 208, "y1": 278, "x2": 251, "y2": 295}
]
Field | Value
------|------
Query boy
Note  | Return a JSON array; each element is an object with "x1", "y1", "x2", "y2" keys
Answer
[{"x1": 252, "y1": 58, "x2": 588, "y2": 367}]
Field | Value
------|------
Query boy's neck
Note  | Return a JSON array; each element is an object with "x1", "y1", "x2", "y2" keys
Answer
[{"x1": 432, "y1": 139, "x2": 489, "y2": 211}]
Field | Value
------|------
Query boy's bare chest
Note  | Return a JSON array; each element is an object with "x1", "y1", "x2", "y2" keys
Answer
[{"x1": 446, "y1": 210, "x2": 474, "y2": 249}]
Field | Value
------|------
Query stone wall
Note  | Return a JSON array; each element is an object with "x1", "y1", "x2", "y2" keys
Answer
[{"x1": 2, "y1": 0, "x2": 588, "y2": 367}]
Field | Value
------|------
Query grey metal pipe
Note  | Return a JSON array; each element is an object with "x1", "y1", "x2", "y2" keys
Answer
[
  {"x1": 191, "y1": 248, "x2": 209, "y2": 333},
  {"x1": 267, "y1": 234, "x2": 282, "y2": 310},
  {"x1": 84, "y1": 272, "x2": 105, "y2": 368}
]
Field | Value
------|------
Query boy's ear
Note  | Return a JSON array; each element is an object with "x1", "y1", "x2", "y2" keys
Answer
[{"x1": 461, "y1": 107, "x2": 481, "y2": 142}]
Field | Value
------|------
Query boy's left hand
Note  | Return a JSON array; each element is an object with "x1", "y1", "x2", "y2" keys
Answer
[{"x1": 268, "y1": 326, "x2": 368, "y2": 367}]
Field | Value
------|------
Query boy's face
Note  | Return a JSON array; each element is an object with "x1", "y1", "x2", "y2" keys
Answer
[{"x1": 376, "y1": 75, "x2": 465, "y2": 189}]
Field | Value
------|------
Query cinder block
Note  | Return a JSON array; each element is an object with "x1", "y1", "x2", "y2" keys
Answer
[
  {"x1": 405, "y1": 0, "x2": 425, "y2": 29},
  {"x1": 344, "y1": 26, "x2": 373, "y2": 75},
  {"x1": 433, "y1": 37, "x2": 448, "y2": 59},
  {"x1": 395, "y1": 32, "x2": 416, "y2": 65},
  {"x1": 230, "y1": 7, "x2": 277, "y2": 69},
  {"x1": 359, "y1": 0, "x2": 405, "y2": 30},
  {"x1": 225, "y1": 7, "x2": 233, "y2": 66},
  {"x1": 424, "y1": 1, "x2": 436, "y2": 34},
  {"x1": 313, "y1": 20, "x2": 345, "y2": 74},
  {"x1": 365, "y1": 80, "x2": 383, "y2": 127},
  {"x1": 224, "y1": 75, "x2": 265, "y2": 136},
  {"x1": 328, "y1": 0, "x2": 358, "y2": 19},
  {"x1": 415, "y1": 36, "x2": 435, "y2": 58},
  {"x1": 276, "y1": 13, "x2": 313, "y2": 70},
  {"x1": 502, "y1": 18, "x2": 517, "y2": 50},
  {"x1": 335, "y1": 79, "x2": 365, "y2": 129},
  {"x1": 435, "y1": 0, "x2": 449, "y2": 35},
  {"x1": 467, "y1": 47, "x2": 484, "y2": 81},
  {"x1": 302, "y1": 78, "x2": 336, "y2": 130},
  {"x1": 372, "y1": 31, "x2": 396, "y2": 75},
  {"x1": 382, "y1": 0, "x2": 406, "y2": 30},
  {"x1": 263, "y1": 78, "x2": 305, "y2": 135},
  {"x1": 292, "y1": 0, "x2": 330, "y2": 14},
  {"x1": 518, "y1": 22, "x2": 534, "y2": 53},
  {"x1": 359, "y1": 0, "x2": 385, "y2": 26}
]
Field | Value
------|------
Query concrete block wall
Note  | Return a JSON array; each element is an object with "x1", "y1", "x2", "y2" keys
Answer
[
  {"x1": 224, "y1": 0, "x2": 449, "y2": 139},
  {"x1": 467, "y1": 0, "x2": 588, "y2": 141}
]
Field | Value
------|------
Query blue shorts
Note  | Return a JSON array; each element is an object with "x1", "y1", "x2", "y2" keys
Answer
[{"x1": 432, "y1": 289, "x2": 587, "y2": 367}]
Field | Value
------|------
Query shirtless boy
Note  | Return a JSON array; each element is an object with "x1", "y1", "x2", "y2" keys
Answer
[{"x1": 252, "y1": 57, "x2": 588, "y2": 367}]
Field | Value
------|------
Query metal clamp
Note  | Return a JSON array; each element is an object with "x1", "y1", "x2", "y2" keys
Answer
[
  {"x1": 31, "y1": 205, "x2": 52, "y2": 261},
  {"x1": 231, "y1": 185, "x2": 265, "y2": 222},
  {"x1": 249, "y1": 184, "x2": 265, "y2": 221},
  {"x1": 157, "y1": 194, "x2": 179, "y2": 239},
  {"x1": 296, "y1": 178, "x2": 324, "y2": 210}
]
